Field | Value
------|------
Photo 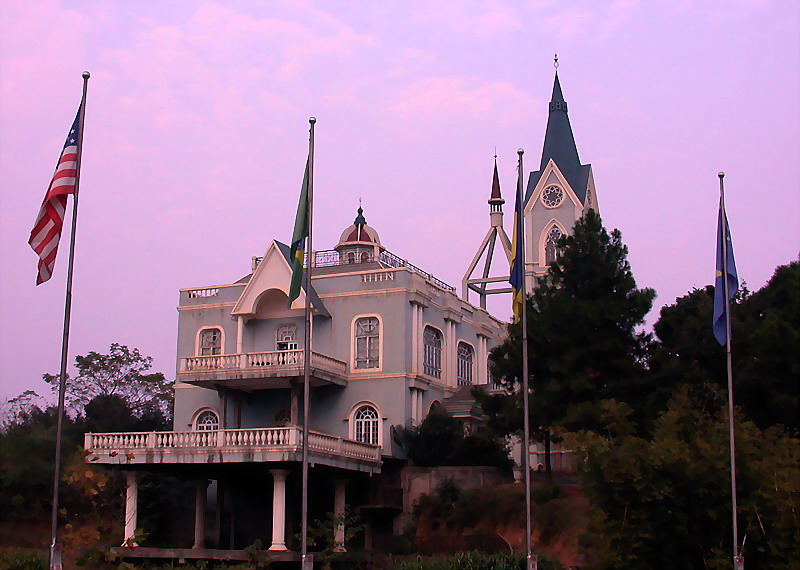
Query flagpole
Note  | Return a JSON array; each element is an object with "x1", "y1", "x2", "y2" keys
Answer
[
  {"x1": 719, "y1": 172, "x2": 742, "y2": 570},
  {"x1": 300, "y1": 116, "x2": 316, "y2": 570},
  {"x1": 49, "y1": 71, "x2": 90, "y2": 570},
  {"x1": 517, "y1": 148, "x2": 533, "y2": 569}
]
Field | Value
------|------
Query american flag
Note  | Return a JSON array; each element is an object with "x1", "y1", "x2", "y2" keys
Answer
[{"x1": 29, "y1": 107, "x2": 82, "y2": 285}]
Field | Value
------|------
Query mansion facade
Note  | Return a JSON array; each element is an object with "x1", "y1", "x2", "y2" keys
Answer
[{"x1": 85, "y1": 69, "x2": 597, "y2": 559}]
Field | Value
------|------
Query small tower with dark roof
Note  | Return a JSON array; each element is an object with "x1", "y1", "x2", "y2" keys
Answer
[
  {"x1": 335, "y1": 205, "x2": 384, "y2": 264},
  {"x1": 462, "y1": 156, "x2": 513, "y2": 309}
]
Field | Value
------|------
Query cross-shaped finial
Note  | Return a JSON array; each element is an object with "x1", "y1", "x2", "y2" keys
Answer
[{"x1": 554, "y1": 53, "x2": 559, "y2": 70}]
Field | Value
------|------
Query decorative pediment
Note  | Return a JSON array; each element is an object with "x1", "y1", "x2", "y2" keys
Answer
[
  {"x1": 232, "y1": 241, "x2": 329, "y2": 320},
  {"x1": 525, "y1": 159, "x2": 583, "y2": 214}
]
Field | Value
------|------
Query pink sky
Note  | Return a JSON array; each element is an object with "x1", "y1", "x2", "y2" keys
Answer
[{"x1": 1, "y1": 0, "x2": 798, "y2": 403}]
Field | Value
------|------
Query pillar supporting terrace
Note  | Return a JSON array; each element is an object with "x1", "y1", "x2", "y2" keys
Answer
[{"x1": 268, "y1": 469, "x2": 290, "y2": 551}]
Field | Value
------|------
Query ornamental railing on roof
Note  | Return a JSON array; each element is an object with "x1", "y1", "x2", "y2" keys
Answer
[{"x1": 252, "y1": 249, "x2": 455, "y2": 292}]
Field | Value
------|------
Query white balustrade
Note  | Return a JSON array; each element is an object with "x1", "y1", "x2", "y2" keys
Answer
[
  {"x1": 180, "y1": 350, "x2": 345, "y2": 376},
  {"x1": 186, "y1": 287, "x2": 220, "y2": 298},
  {"x1": 85, "y1": 426, "x2": 380, "y2": 464}
]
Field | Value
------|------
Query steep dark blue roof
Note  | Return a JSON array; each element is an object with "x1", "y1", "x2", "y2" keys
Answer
[{"x1": 525, "y1": 73, "x2": 590, "y2": 203}]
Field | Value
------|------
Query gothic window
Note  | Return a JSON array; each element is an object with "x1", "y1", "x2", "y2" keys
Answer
[
  {"x1": 195, "y1": 410, "x2": 219, "y2": 431},
  {"x1": 545, "y1": 226, "x2": 564, "y2": 265},
  {"x1": 354, "y1": 317, "x2": 380, "y2": 369},
  {"x1": 199, "y1": 328, "x2": 222, "y2": 356},
  {"x1": 423, "y1": 326, "x2": 443, "y2": 378},
  {"x1": 353, "y1": 405, "x2": 380, "y2": 445},
  {"x1": 457, "y1": 342, "x2": 474, "y2": 386},
  {"x1": 276, "y1": 323, "x2": 298, "y2": 351}
]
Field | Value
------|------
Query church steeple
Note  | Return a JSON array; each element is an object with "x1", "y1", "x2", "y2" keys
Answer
[{"x1": 539, "y1": 72, "x2": 581, "y2": 173}]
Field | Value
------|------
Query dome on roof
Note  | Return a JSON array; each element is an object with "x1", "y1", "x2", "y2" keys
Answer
[{"x1": 335, "y1": 206, "x2": 382, "y2": 251}]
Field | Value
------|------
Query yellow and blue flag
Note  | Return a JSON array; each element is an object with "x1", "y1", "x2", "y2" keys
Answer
[
  {"x1": 288, "y1": 157, "x2": 310, "y2": 306},
  {"x1": 713, "y1": 198, "x2": 738, "y2": 345},
  {"x1": 509, "y1": 175, "x2": 524, "y2": 323}
]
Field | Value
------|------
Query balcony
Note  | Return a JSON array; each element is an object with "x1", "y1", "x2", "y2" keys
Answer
[
  {"x1": 178, "y1": 349, "x2": 348, "y2": 390},
  {"x1": 85, "y1": 426, "x2": 382, "y2": 474}
]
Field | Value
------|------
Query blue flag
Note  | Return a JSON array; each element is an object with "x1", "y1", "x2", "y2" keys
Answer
[
  {"x1": 713, "y1": 199, "x2": 738, "y2": 345},
  {"x1": 509, "y1": 175, "x2": 524, "y2": 323}
]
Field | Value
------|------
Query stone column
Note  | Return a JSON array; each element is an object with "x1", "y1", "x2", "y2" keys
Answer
[
  {"x1": 122, "y1": 472, "x2": 139, "y2": 546},
  {"x1": 236, "y1": 316, "x2": 244, "y2": 353},
  {"x1": 332, "y1": 479, "x2": 348, "y2": 552},
  {"x1": 268, "y1": 469, "x2": 290, "y2": 551},
  {"x1": 193, "y1": 480, "x2": 208, "y2": 549}
]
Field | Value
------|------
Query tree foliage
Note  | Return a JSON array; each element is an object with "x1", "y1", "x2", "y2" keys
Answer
[
  {"x1": 565, "y1": 386, "x2": 800, "y2": 569},
  {"x1": 43, "y1": 343, "x2": 172, "y2": 419},
  {"x1": 484, "y1": 211, "x2": 655, "y2": 477},
  {"x1": 393, "y1": 411, "x2": 513, "y2": 473},
  {"x1": 651, "y1": 262, "x2": 799, "y2": 430}
]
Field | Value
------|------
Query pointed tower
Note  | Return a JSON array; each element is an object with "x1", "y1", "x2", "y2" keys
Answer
[
  {"x1": 524, "y1": 66, "x2": 599, "y2": 286},
  {"x1": 462, "y1": 157, "x2": 513, "y2": 309}
]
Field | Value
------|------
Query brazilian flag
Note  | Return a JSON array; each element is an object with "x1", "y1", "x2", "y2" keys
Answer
[{"x1": 288, "y1": 157, "x2": 310, "y2": 306}]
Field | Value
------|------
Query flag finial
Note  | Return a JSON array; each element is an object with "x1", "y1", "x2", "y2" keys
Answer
[
  {"x1": 719, "y1": 171, "x2": 725, "y2": 179},
  {"x1": 554, "y1": 54, "x2": 559, "y2": 70}
]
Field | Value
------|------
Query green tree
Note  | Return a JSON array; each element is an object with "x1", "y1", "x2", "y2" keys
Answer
[
  {"x1": 393, "y1": 411, "x2": 513, "y2": 473},
  {"x1": 484, "y1": 210, "x2": 655, "y2": 477},
  {"x1": 43, "y1": 343, "x2": 172, "y2": 419},
  {"x1": 651, "y1": 262, "x2": 799, "y2": 430},
  {"x1": 565, "y1": 386, "x2": 800, "y2": 569}
]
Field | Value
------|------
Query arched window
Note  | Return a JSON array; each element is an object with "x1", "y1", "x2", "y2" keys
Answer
[
  {"x1": 276, "y1": 323, "x2": 298, "y2": 351},
  {"x1": 423, "y1": 326, "x2": 443, "y2": 378},
  {"x1": 360, "y1": 251, "x2": 370, "y2": 263},
  {"x1": 195, "y1": 410, "x2": 219, "y2": 431},
  {"x1": 347, "y1": 252, "x2": 355, "y2": 264},
  {"x1": 353, "y1": 405, "x2": 380, "y2": 445},
  {"x1": 457, "y1": 342, "x2": 474, "y2": 386},
  {"x1": 199, "y1": 328, "x2": 222, "y2": 356},
  {"x1": 545, "y1": 226, "x2": 564, "y2": 265},
  {"x1": 354, "y1": 317, "x2": 380, "y2": 369}
]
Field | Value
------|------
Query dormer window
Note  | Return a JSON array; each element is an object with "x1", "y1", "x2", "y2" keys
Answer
[{"x1": 276, "y1": 323, "x2": 298, "y2": 351}]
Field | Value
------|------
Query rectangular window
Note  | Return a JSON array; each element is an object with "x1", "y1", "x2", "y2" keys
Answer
[
  {"x1": 200, "y1": 328, "x2": 222, "y2": 356},
  {"x1": 355, "y1": 317, "x2": 380, "y2": 369},
  {"x1": 457, "y1": 342, "x2": 474, "y2": 386},
  {"x1": 423, "y1": 326, "x2": 442, "y2": 378}
]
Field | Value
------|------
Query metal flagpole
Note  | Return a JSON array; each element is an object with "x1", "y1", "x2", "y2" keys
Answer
[
  {"x1": 301, "y1": 117, "x2": 316, "y2": 570},
  {"x1": 517, "y1": 148, "x2": 534, "y2": 570},
  {"x1": 719, "y1": 172, "x2": 743, "y2": 570},
  {"x1": 49, "y1": 71, "x2": 90, "y2": 570}
]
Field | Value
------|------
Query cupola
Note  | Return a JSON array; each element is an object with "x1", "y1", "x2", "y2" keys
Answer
[{"x1": 334, "y1": 206, "x2": 383, "y2": 264}]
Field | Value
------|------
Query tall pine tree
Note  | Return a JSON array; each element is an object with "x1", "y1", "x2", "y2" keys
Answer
[{"x1": 484, "y1": 210, "x2": 655, "y2": 477}]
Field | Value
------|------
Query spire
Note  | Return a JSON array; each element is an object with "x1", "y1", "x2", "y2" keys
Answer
[
  {"x1": 489, "y1": 155, "x2": 504, "y2": 205},
  {"x1": 354, "y1": 205, "x2": 366, "y2": 226},
  {"x1": 539, "y1": 71, "x2": 581, "y2": 173}
]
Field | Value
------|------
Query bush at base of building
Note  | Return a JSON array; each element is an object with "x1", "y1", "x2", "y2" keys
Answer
[{"x1": 393, "y1": 551, "x2": 560, "y2": 570}]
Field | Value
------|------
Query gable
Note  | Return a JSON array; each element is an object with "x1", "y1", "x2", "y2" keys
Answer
[
  {"x1": 232, "y1": 241, "x2": 329, "y2": 320},
  {"x1": 524, "y1": 159, "x2": 584, "y2": 215}
]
